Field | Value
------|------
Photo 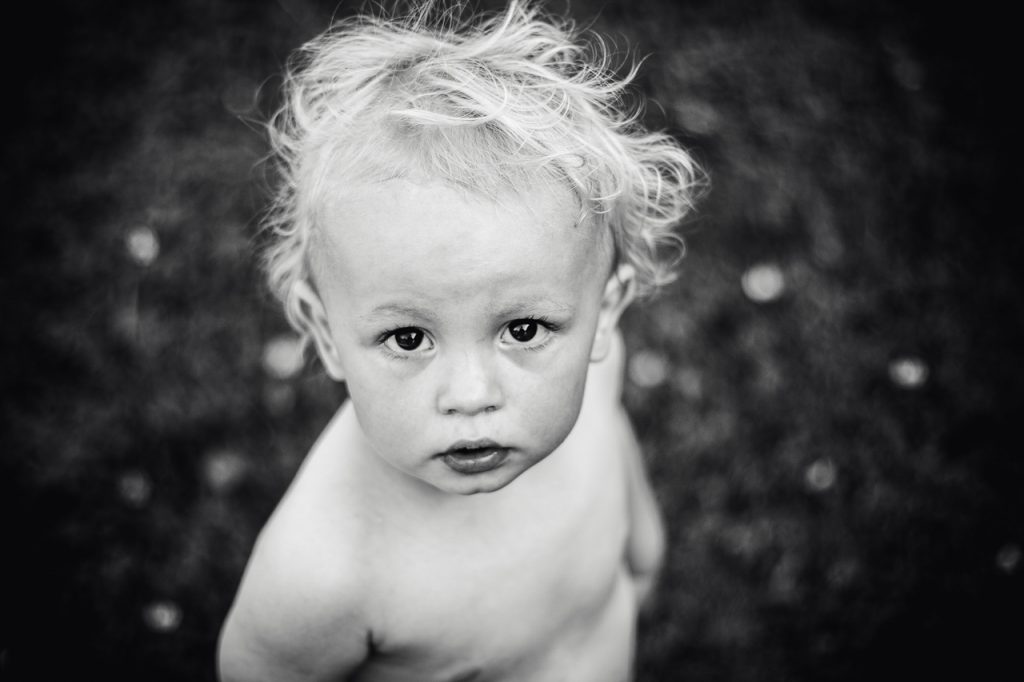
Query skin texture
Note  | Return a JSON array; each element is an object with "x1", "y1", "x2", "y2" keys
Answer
[
  {"x1": 218, "y1": 177, "x2": 665, "y2": 681},
  {"x1": 302, "y1": 178, "x2": 622, "y2": 495}
]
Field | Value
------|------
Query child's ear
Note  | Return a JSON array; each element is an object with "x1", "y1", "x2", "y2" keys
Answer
[
  {"x1": 591, "y1": 264, "x2": 636, "y2": 363},
  {"x1": 294, "y1": 280, "x2": 345, "y2": 382}
]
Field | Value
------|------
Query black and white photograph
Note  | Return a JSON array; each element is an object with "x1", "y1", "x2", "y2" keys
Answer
[{"x1": 2, "y1": 1, "x2": 1020, "y2": 680}]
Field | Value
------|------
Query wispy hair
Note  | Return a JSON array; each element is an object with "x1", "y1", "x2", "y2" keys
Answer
[{"x1": 263, "y1": 0, "x2": 704, "y2": 337}]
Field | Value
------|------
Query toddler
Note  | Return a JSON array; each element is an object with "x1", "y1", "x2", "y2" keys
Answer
[{"x1": 218, "y1": 1, "x2": 701, "y2": 680}]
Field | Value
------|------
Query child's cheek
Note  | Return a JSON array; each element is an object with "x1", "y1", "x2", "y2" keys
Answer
[
  {"x1": 519, "y1": 355, "x2": 588, "y2": 437},
  {"x1": 346, "y1": 364, "x2": 422, "y2": 426}
]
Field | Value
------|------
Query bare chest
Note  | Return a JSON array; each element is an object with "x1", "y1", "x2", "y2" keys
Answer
[{"x1": 359, "y1": 446, "x2": 633, "y2": 680}]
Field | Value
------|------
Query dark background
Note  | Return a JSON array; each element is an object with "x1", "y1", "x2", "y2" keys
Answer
[{"x1": 2, "y1": 0, "x2": 1021, "y2": 680}]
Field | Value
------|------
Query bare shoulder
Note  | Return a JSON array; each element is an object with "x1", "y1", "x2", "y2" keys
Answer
[
  {"x1": 218, "y1": 405, "x2": 373, "y2": 681},
  {"x1": 577, "y1": 328, "x2": 634, "y2": 443},
  {"x1": 557, "y1": 328, "x2": 638, "y2": 496},
  {"x1": 588, "y1": 328, "x2": 628, "y2": 403}
]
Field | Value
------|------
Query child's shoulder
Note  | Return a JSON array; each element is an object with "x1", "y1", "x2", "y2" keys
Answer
[
  {"x1": 245, "y1": 406, "x2": 377, "y2": 597},
  {"x1": 591, "y1": 327, "x2": 628, "y2": 400},
  {"x1": 229, "y1": 502, "x2": 369, "y2": 627},
  {"x1": 219, "y1": 524, "x2": 372, "y2": 680},
  {"x1": 218, "y1": 409, "x2": 376, "y2": 679},
  {"x1": 574, "y1": 327, "x2": 631, "y2": 437}
]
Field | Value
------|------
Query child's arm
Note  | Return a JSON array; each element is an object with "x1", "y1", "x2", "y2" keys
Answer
[
  {"x1": 623, "y1": 428, "x2": 667, "y2": 609},
  {"x1": 607, "y1": 331, "x2": 667, "y2": 609},
  {"x1": 217, "y1": 529, "x2": 371, "y2": 681}
]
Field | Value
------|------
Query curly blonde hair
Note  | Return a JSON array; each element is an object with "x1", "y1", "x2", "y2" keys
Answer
[{"x1": 262, "y1": 0, "x2": 703, "y2": 338}]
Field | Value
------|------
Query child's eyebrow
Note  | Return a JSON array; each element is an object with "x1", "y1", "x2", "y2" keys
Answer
[
  {"x1": 494, "y1": 299, "x2": 574, "y2": 319},
  {"x1": 361, "y1": 300, "x2": 573, "y2": 324},
  {"x1": 361, "y1": 303, "x2": 436, "y2": 323}
]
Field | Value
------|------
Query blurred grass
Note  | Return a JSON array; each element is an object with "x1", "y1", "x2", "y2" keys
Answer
[{"x1": 2, "y1": 0, "x2": 1021, "y2": 680}]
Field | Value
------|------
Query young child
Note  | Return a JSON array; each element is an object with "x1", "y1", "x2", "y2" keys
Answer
[{"x1": 218, "y1": 1, "x2": 701, "y2": 679}]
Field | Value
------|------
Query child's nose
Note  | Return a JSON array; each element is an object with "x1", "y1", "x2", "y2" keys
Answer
[{"x1": 436, "y1": 348, "x2": 504, "y2": 416}]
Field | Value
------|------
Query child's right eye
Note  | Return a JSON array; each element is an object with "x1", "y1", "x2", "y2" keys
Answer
[{"x1": 383, "y1": 327, "x2": 433, "y2": 354}]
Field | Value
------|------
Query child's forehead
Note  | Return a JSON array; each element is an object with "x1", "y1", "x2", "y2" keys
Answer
[
  {"x1": 319, "y1": 172, "x2": 585, "y2": 239},
  {"x1": 310, "y1": 174, "x2": 613, "y2": 290}
]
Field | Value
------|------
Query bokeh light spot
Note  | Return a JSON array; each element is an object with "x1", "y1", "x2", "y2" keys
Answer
[
  {"x1": 629, "y1": 350, "x2": 669, "y2": 388},
  {"x1": 722, "y1": 521, "x2": 773, "y2": 560},
  {"x1": 263, "y1": 383, "x2": 297, "y2": 415},
  {"x1": 262, "y1": 334, "x2": 305, "y2": 380},
  {"x1": 805, "y1": 458, "x2": 837, "y2": 492},
  {"x1": 675, "y1": 98, "x2": 720, "y2": 135},
  {"x1": 827, "y1": 559, "x2": 859, "y2": 588},
  {"x1": 673, "y1": 367, "x2": 703, "y2": 400},
  {"x1": 888, "y1": 356, "x2": 928, "y2": 389},
  {"x1": 143, "y1": 601, "x2": 182, "y2": 633},
  {"x1": 893, "y1": 55, "x2": 923, "y2": 91},
  {"x1": 221, "y1": 76, "x2": 259, "y2": 114},
  {"x1": 126, "y1": 226, "x2": 160, "y2": 266},
  {"x1": 996, "y1": 543, "x2": 1022, "y2": 574},
  {"x1": 769, "y1": 553, "x2": 802, "y2": 603},
  {"x1": 741, "y1": 263, "x2": 785, "y2": 303},
  {"x1": 203, "y1": 449, "x2": 248, "y2": 493},
  {"x1": 118, "y1": 470, "x2": 152, "y2": 507}
]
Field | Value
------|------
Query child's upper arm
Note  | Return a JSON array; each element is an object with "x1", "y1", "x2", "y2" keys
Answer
[
  {"x1": 605, "y1": 330, "x2": 666, "y2": 596},
  {"x1": 217, "y1": 525, "x2": 371, "y2": 682},
  {"x1": 623, "y1": 425, "x2": 666, "y2": 579}
]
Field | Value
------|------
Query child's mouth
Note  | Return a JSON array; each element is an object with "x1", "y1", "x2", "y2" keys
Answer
[{"x1": 440, "y1": 440, "x2": 510, "y2": 474}]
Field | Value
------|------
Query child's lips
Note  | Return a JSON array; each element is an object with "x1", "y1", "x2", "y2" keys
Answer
[{"x1": 439, "y1": 440, "x2": 510, "y2": 474}]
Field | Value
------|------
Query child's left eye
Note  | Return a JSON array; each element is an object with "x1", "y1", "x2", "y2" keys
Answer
[
  {"x1": 382, "y1": 327, "x2": 434, "y2": 354},
  {"x1": 500, "y1": 319, "x2": 553, "y2": 347},
  {"x1": 508, "y1": 321, "x2": 538, "y2": 342}
]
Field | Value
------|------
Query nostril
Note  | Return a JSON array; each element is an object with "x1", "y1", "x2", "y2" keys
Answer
[{"x1": 443, "y1": 404, "x2": 497, "y2": 416}]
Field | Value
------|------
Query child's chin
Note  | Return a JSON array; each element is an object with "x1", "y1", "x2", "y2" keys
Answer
[{"x1": 433, "y1": 465, "x2": 529, "y2": 496}]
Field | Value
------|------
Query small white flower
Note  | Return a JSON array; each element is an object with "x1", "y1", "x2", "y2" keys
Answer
[
  {"x1": 126, "y1": 226, "x2": 160, "y2": 266},
  {"x1": 203, "y1": 449, "x2": 247, "y2": 492},
  {"x1": 262, "y1": 334, "x2": 305, "y2": 380},
  {"x1": 996, "y1": 544, "x2": 1022, "y2": 574},
  {"x1": 628, "y1": 350, "x2": 669, "y2": 388},
  {"x1": 118, "y1": 470, "x2": 152, "y2": 507},
  {"x1": 805, "y1": 458, "x2": 837, "y2": 492},
  {"x1": 741, "y1": 263, "x2": 785, "y2": 303},
  {"x1": 143, "y1": 601, "x2": 182, "y2": 633},
  {"x1": 888, "y1": 356, "x2": 928, "y2": 389}
]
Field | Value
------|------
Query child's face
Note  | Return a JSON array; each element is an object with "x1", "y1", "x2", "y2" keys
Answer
[{"x1": 301, "y1": 176, "x2": 632, "y2": 495}]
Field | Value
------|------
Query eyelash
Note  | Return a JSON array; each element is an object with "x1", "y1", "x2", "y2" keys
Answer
[
  {"x1": 377, "y1": 327, "x2": 433, "y2": 358},
  {"x1": 376, "y1": 317, "x2": 560, "y2": 358},
  {"x1": 503, "y1": 317, "x2": 559, "y2": 351}
]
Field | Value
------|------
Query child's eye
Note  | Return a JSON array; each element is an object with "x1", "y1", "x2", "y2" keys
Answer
[
  {"x1": 383, "y1": 327, "x2": 433, "y2": 354},
  {"x1": 509, "y1": 321, "x2": 538, "y2": 342},
  {"x1": 500, "y1": 319, "x2": 555, "y2": 348}
]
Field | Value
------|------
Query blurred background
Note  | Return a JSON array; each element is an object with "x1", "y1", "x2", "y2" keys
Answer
[{"x1": 2, "y1": 0, "x2": 1021, "y2": 679}]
